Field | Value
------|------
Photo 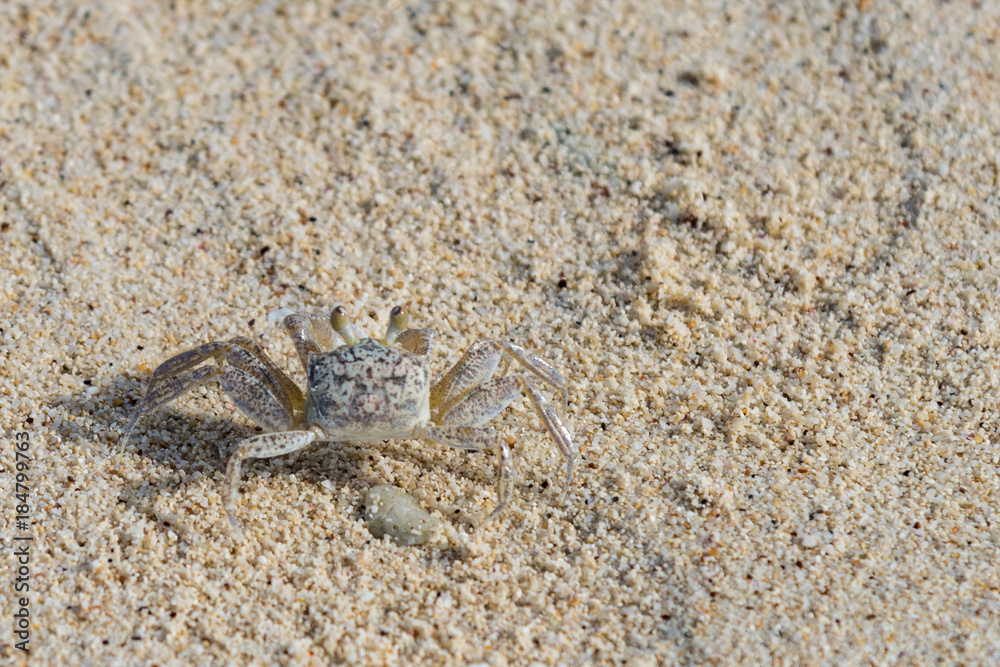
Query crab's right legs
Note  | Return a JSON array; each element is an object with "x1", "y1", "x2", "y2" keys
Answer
[{"x1": 223, "y1": 426, "x2": 324, "y2": 533}]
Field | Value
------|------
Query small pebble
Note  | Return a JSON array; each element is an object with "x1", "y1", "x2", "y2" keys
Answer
[{"x1": 364, "y1": 485, "x2": 440, "y2": 546}]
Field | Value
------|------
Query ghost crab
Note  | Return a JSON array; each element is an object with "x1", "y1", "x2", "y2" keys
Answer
[{"x1": 122, "y1": 306, "x2": 576, "y2": 532}]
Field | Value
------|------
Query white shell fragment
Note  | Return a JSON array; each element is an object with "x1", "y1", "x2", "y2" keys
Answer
[
  {"x1": 363, "y1": 485, "x2": 440, "y2": 546},
  {"x1": 267, "y1": 307, "x2": 296, "y2": 325}
]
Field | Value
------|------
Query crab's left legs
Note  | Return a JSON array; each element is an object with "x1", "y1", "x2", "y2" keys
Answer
[
  {"x1": 222, "y1": 425, "x2": 324, "y2": 533},
  {"x1": 416, "y1": 425, "x2": 513, "y2": 525},
  {"x1": 439, "y1": 373, "x2": 577, "y2": 490}
]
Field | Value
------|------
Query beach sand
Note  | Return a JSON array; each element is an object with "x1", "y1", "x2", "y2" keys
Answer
[{"x1": 2, "y1": 1, "x2": 999, "y2": 663}]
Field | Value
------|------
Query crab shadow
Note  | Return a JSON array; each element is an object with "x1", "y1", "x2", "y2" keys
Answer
[
  {"x1": 50, "y1": 374, "x2": 368, "y2": 525},
  {"x1": 53, "y1": 370, "x2": 511, "y2": 534}
]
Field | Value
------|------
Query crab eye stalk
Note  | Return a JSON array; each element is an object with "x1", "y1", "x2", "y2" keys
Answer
[
  {"x1": 330, "y1": 306, "x2": 349, "y2": 331},
  {"x1": 330, "y1": 306, "x2": 360, "y2": 344},
  {"x1": 385, "y1": 305, "x2": 409, "y2": 344}
]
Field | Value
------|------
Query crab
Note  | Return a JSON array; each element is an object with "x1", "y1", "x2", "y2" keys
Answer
[{"x1": 121, "y1": 305, "x2": 576, "y2": 532}]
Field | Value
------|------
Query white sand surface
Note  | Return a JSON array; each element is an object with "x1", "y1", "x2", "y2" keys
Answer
[{"x1": 2, "y1": 1, "x2": 1000, "y2": 664}]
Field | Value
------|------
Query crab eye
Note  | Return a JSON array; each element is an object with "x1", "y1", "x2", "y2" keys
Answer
[
  {"x1": 389, "y1": 305, "x2": 409, "y2": 331},
  {"x1": 330, "y1": 306, "x2": 349, "y2": 332},
  {"x1": 385, "y1": 305, "x2": 409, "y2": 345},
  {"x1": 331, "y1": 306, "x2": 363, "y2": 344}
]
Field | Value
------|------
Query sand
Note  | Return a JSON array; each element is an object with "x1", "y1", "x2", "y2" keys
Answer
[{"x1": 2, "y1": 0, "x2": 1000, "y2": 664}]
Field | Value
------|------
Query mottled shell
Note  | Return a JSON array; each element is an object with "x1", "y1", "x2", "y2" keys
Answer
[{"x1": 305, "y1": 339, "x2": 431, "y2": 439}]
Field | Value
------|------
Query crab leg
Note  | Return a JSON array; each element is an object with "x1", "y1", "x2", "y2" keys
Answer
[
  {"x1": 440, "y1": 373, "x2": 576, "y2": 489},
  {"x1": 144, "y1": 340, "x2": 230, "y2": 387},
  {"x1": 417, "y1": 425, "x2": 513, "y2": 525},
  {"x1": 430, "y1": 340, "x2": 504, "y2": 416},
  {"x1": 139, "y1": 337, "x2": 302, "y2": 407},
  {"x1": 517, "y1": 375, "x2": 576, "y2": 487},
  {"x1": 218, "y1": 366, "x2": 300, "y2": 432},
  {"x1": 223, "y1": 342, "x2": 304, "y2": 415},
  {"x1": 497, "y1": 342, "x2": 569, "y2": 408},
  {"x1": 122, "y1": 337, "x2": 302, "y2": 445},
  {"x1": 223, "y1": 426, "x2": 323, "y2": 532},
  {"x1": 430, "y1": 339, "x2": 570, "y2": 418},
  {"x1": 121, "y1": 365, "x2": 220, "y2": 447}
]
